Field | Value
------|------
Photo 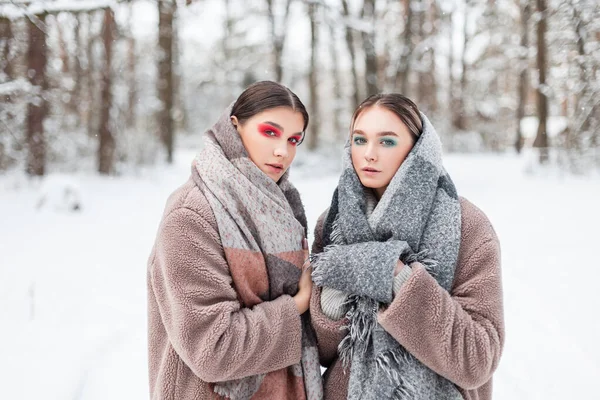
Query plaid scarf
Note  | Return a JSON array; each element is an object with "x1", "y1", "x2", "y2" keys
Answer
[{"x1": 194, "y1": 105, "x2": 322, "y2": 400}]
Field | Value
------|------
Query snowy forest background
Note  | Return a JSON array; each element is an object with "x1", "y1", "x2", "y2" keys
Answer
[
  {"x1": 1, "y1": 0, "x2": 599, "y2": 174},
  {"x1": 1, "y1": 0, "x2": 600, "y2": 399}
]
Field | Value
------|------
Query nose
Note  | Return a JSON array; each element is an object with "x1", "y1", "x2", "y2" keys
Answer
[
  {"x1": 274, "y1": 143, "x2": 289, "y2": 159},
  {"x1": 364, "y1": 143, "x2": 377, "y2": 162}
]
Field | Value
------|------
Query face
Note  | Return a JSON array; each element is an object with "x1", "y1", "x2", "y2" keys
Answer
[
  {"x1": 351, "y1": 105, "x2": 416, "y2": 199},
  {"x1": 232, "y1": 107, "x2": 305, "y2": 182}
]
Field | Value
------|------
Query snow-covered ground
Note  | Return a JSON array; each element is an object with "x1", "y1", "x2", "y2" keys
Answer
[{"x1": 1, "y1": 149, "x2": 599, "y2": 399}]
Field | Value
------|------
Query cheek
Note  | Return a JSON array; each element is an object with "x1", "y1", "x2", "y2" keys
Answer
[
  {"x1": 240, "y1": 131, "x2": 267, "y2": 162},
  {"x1": 383, "y1": 146, "x2": 410, "y2": 174},
  {"x1": 351, "y1": 145, "x2": 362, "y2": 167}
]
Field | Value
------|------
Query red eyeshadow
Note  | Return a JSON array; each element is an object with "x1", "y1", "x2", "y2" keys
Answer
[
  {"x1": 257, "y1": 123, "x2": 281, "y2": 137},
  {"x1": 289, "y1": 135, "x2": 302, "y2": 146}
]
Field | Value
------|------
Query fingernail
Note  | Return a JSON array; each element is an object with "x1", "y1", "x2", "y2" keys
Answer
[{"x1": 302, "y1": 238, "x2": 308, "y2": 250}]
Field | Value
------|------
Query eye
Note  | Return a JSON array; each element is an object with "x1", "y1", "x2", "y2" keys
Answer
[
  {"x1": 353, "y1": 136, "x2": 367, "y2": 145},
  {"x1": 264, "y1": 130, "x2": 276, "y2": 137},
  {"x1": 381, "y1": 138, "x2": 397, "y2": 147},
  {"x1": 288, "y1": 137, "x2": 299, "y2": 145}
]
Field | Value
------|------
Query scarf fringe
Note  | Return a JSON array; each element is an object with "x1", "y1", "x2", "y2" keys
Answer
[
  {"x1": 338, "y1": 295, "x2": 378, "y2": 367},
  {"x1": 404, "y1": 248, "x2": 439, "y2": 277},
  {"x1": 376, "y1": 350, "x2": 418, "y2": 400},
  {"x1": 310, "y1": 244, "x2": 340, "y2": 286}
]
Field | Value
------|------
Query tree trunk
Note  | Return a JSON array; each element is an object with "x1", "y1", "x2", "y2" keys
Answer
[
  {"x1": 570, "y1": 0, "x2": 596, "y2": 149},
  {"x1": 26, "y1": 14, "x2": 48, "y2": 176},
  {"x1": 452, "y1": 2, "x2": 468, "y2": 131},
  {"x1": 158, "y1": 0, "x2": 175, "y2": 163},
  {"x1": 0, "y1": 17, "x2": 13, "y2": 82},
  {"x1": 307, "y1": 2, "x2": 320, "y2": 150},
  {"x1": 86, "y1": 13, "x2": 96, "y2": 137},
  {"x1": 126, "y1": 2, "x2": 137, "y2": 129},
  {"x1": 341, "y1": 0, "x2": 360, "y2": 110},
  {"x1": 515, "y1": 0, "x2": 530, "y2": 154},
  {"x1": 425, "y1": 0, "x2": 438, "y2": 113},
  {"x1": 98, "y1": 8, "x2": 115, "y2": 174},
  {"x1": 126, "y1": 35, "x2": 137, "y2": 128},
  {"x1": 56, "y1": 20, "x2": 70, "y2": 74},
  {"x1": 329, "y1": 22, "x2": 344, "y2": 141},
  {"x1": 72, "y1": 16, "x2": 83, "y2": 119},
  {"x1": 1, "y1": 17, "x2": 14, "y2": 170},
  {"x1": 447, "y1": 6, "x2": 455, "y2": 129},
  {"x1": 362, "y1": 0, "x2": 379, "y2": 96},
  {"x1": 533, "y1": 0, "x2": 549, "y2": 164},
  {"x1": 397, "y1": 0, "x2": 414, "y2": 94},
  {"x1": 266, "y1": 0, "x2": 292, "y2": 82}
]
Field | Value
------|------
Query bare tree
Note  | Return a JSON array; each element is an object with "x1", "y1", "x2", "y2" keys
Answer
[
  {"x1": 453, "y1": 0, "x2": 470, "y2": 131},
  {"x1": 396, "y1": 0, "x2": 414, "y2": 94},
  {"x1": 157, "y1": 0, "x2": 176, "y2": 163},
  {"x1": 26, "y1": 14, "x2": 48, "y2": 176},
  {"x1": 266, "y1": 0, "x2": 292, "y2": 82},
  {"x1": 533, "y1": 0, "x2": 549, "y2": 163},
  {"x1": 568, "y1": 0, "x2": 599, "y2": 149},
  {"x1": 72, "y1": 15, "x2": 84, "y2": 118},
  {"x1": 362, "y1": 0, "x2": 379, "y2": 96},
  {"x1": 419, "y1": 0, "x2": 438, "y2": 114},
  {"x1": 446, "y1": 3, "x2": 456, "y2": 129},
  {"x1": 85, "y1": 13, "x2": 96, "y2": 137},
  {"x1": 328, "y1": 22, "x2": 344, "y2": 140},
  {"x1": 98, "y1": 8, "x2": 115, "y2": 174},
  {"x1": 0, "y1": 16, "x2": 13, "y2": 82},
  {"x1": 126, "y1": 2, "x2": 137, "y2": 129},
  {"x1": 341, "y1": 0, "x2": 360, "y2": 109},
  {"x1": 307, "y1": 1, "x2": 320, "y2": 150},
  {"x1": 515, "y1": 0, "x2": 531, "y2": 154}
]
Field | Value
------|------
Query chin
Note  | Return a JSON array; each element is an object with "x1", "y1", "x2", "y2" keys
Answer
[{"x1": 357, "y1": 176, "x2": 382, "y2": 189}]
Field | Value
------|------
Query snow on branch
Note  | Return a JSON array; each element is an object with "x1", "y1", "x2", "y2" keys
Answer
[
  {"x1": 0, "y1": 78, "x2": 36, "y2": 96},
  {"x1": 0, "y1": 0, "x2": 114, "y2": 19}
]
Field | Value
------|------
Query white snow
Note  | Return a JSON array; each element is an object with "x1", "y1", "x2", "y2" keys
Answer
[
  {"x1": 1, "y1": 149, "x2": 599, "y2": 399},
  {"x1": 0, "y1": 79, "x2": 37, "y2": 97},
  {"x1": 520, "y1": 116, "x2": 569, "y2": 139},
  {"x1": 0, "y1": 0, "x2": 114, "y2": 19}
]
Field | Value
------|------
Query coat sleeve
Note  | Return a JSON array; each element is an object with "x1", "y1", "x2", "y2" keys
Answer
[
  {"x1": 378, "y1": 228, "x2": 504, "y2": 390},
  {"x1": 149, "y1": 207, "x2": 303, "y2": 382},
  {"x1": 309, "y1": 210, "x2": 349, "y2": 367}
]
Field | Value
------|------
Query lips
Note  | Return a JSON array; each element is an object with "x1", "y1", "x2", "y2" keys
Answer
[
  {"x1": 266, "y1": 163, "x2": 284, "y2": 173},
  {"x1": 362, "y1": 166, "x2": 381, "y2": 173}
]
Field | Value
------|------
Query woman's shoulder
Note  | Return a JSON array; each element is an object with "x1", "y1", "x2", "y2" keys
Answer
[
  {"x1": 458, "y1": 196, "x2": 499, "y2": 250},
  {"x1": 313, "y1": 207, "x2": 331, "y2": 234},
  {"x1": 161, "y1": 176, "x2": 217, "y2": 227}
]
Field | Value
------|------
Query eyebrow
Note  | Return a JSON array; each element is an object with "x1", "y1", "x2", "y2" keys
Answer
[
  {"x1": 263, "y1": 120, "x2": 304, "y2": 136},
  {"x1": 352, "y1": 129, "x2": 399, "y2": 137}
]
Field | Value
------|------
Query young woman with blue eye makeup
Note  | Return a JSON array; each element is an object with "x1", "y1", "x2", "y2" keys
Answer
[{"x1": 309, "y1": 94, "x2": 504, "y2": 400}]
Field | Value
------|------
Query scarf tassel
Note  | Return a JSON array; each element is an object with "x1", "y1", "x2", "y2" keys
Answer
[{"x1": 376, "y1": 350, "x2": 418, "y2": 400}]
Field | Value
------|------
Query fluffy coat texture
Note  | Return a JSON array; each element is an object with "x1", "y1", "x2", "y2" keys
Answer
[
  {"x1": 147, "y1": 106, "x2": 322, "y2": 400},
  {"x1": 309, "y1": 114, "x2": 504, "y2": 399},
  {"x1": 310, "y1": 197, "x2": 504, "y2": 400},
  {"x1": 310, "y1": 113, "x2": 463, "y2": 399}
]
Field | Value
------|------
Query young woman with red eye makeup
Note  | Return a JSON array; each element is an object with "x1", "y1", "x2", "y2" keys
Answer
[{"x1": 148, "y1": 81, "x2": 323, "y2": 400}]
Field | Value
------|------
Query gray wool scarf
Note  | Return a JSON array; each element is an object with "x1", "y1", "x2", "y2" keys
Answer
[
  {"x1": 194, "y1": 105, "x2": 322, "y2": 400},
  {"x1": 311, "y1": 113, "x2": 463, "y2": 399}
]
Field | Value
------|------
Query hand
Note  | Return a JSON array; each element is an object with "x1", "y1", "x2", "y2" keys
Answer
[
  {"x1": 394, "y1": 260, "x2": 406, "y2": 276},
  {"x1": 293, "y1": 238, "x2": 313, "y2": 314}
]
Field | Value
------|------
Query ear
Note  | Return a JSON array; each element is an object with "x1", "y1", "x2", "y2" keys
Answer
[{"x1": 230, "y1": 115, "x2": 239, "y2": 129}]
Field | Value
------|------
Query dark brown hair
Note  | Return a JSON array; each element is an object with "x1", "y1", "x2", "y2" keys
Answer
[
  {"x1": 351, "y1": 93, "x2": 423, "y2": 140},
  {"x1": 231, "y1": 81, "x2": 309, "y2": 143}
]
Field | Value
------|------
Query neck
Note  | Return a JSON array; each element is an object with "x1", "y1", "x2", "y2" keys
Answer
[{"x1": 374, "y1": 186, "x2": 387, "y2": 200}]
